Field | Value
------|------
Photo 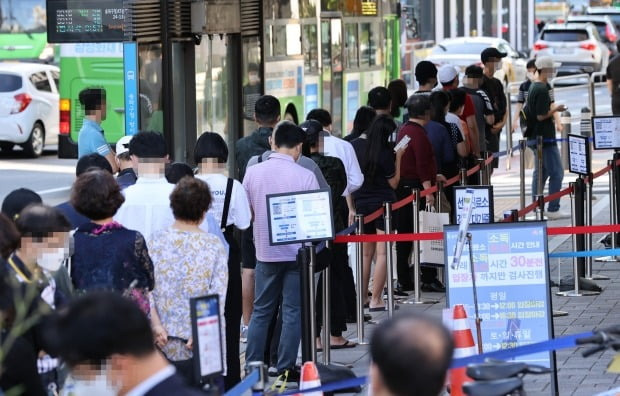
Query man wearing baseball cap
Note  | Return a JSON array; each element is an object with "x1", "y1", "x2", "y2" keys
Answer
[
  {"x1": 480, "y1": 47, "x2": 508, "y2": 174},
  {"x1": 526, "y1": 56, "x2": 567, "y2": 219},
  {"x1": 439, "y1": 64, "x2": 480, "y2": 158},
  {"x1": 115, "y1": 135, "x2": 137, "y2": 190}
]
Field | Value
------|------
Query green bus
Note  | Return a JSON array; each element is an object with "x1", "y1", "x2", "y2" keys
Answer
[
  {"x1": 0, "y1": 0, "x2": 54, "y2": 62},
  {"x1": 57, "y1": 43, "x2": 126, "y2": 158}
]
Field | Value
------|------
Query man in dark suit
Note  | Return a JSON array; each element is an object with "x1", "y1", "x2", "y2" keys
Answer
[{"x1": 48, "y1": 292, "x2": 207, "y2": 395}]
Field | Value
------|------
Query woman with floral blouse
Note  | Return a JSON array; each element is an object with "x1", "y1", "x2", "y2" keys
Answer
[{"x1": 148, "y1": 176, "x2": 228, "y2": 385}]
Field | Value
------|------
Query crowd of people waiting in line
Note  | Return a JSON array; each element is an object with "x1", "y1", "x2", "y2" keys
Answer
[{"x1": 0, "y1": 46, "x2": 568, "y2": 396}]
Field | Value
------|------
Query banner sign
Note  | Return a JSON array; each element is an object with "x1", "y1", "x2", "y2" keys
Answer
[{"x1": 444, "y1": 222, "x2": 557, "y2": 394}]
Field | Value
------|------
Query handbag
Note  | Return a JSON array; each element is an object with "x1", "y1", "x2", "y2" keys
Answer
[{"x1": 420, "y1": 206, "x2": 450, "y2": 266}]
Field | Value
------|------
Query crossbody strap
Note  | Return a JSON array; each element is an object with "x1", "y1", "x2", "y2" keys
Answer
[{"x1": 220, "y1": 178, "x2": 234, "y2": 230}]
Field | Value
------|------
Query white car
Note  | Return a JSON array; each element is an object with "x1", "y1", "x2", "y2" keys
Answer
[
  {"x1": 531, "y1": 23, "x2": 610, "y2": 75},
  {"x1": 0, "y1": 62, "x2": 59, "y2": 157},
  {"x1": 424, "y1": 37, "x2": 528, "y2": 85}
]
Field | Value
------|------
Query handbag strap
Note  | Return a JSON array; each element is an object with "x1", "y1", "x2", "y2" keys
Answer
[{"x1": 220, "y1": 178, "x2": 234, "y2": 230}]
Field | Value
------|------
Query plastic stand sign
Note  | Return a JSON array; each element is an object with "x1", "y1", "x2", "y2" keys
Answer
[
  {"x1": 592, "y1": 115, "x2": 620, "y2": 150},
  {"x1": 190, "y1": 294, "x2": 224, "y2": 382},
  {"x1": 453, "y1": 186, "x2": 494, "y2": 225},
  {"x1": 266, "y1": 188, "x2": 335, "y2": 246},
  {"x1": 444, "y1": 222, "x2": 558, "y2": 396},
  {"x1": 567, "y1": 134, "x2": 591, "y2": 176}
]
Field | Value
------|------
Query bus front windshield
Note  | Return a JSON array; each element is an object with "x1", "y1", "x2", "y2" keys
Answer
[{"x1": 0, "y1": 0, "x2": 46, "y2": 34}]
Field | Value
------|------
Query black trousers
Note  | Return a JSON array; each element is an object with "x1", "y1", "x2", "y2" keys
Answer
[
  {"x1": 315, "y1": 244, "x2": 349, "y2": 338},
  {"x1": 223, "y1": 230, "x2": 242, "y2": 390},
  {"x1": 395, "y1": 181, "x2": 438, "y2": 285}
]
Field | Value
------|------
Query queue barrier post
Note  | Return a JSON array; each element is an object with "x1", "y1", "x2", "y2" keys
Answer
[
  {"x1": 321, "y1": 241, "x2": 332, "y2": 364},
  {"x1": 354, "y1": 215, "x2": 368, "y2": 345},
  {"x1": 299, "y1": 245, "x2": 317, "y2": 362},
  {"x1": 584, "y1": 176, "x2": 610, "y2": 280},
  {"x1": 478, "y1": 157, "x2": 488, "y2": 186},
  {"x1": 560, "y1": 110, "x2": 571, "y2": 170},
  {"x1": 519, "y1": 139, "x2": 526, "y2": 221},
  {"x1": 383, "y1": 202, "x2": 396, "y2": 317},
  {"x1": 506, "y1": 87, "x2": 513, "y2": 171},
  {"x1": 535, "y1": 136, "x2": 544, "y2": 219},
  {"x1": 597, "y1": 160, "x2": 618, "y2": 263},
  {"x1": 246, "y1": 361, "x2": 267, "y2": 394},
  {"x1": 460, "y1": 168, "x2": 467, "y2": 186},
  {"x1": 556, "y1": 182, "x2": 600, "y2": 297},
  {"x1": 437, "y1": 181, "x2": 444, "y2": 213},
  {"x1": 503, "y1": 209, "x2": 519, "y2": 222}
]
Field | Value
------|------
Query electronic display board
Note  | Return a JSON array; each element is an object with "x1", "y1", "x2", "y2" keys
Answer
[{"x1": 46, "y1": 0, "x2": 127, "y2": 43}]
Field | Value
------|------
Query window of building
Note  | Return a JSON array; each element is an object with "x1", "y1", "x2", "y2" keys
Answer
[{"x1": 344, "y1": 23, "x2": 359, "y2": 69}]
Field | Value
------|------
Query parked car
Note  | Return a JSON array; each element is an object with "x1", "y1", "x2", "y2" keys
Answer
[
  {"x1": 586, "y1": 7, "x2": 620, "y2": 31},
  {"x1": 531, "y1": 23, "x2": 610, "y2": 75},
  {"x1": 425, "y1": 36, "x2": 528, "y2": 85},
  {"x1": 567, "y1": 15, "x2": 619, "y2": 54},
  {"x1": 0, "y1": 62, "x2": 59, "y2": 157}
]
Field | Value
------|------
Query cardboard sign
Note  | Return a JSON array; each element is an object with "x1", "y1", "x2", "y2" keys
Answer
[
  {"x1": 444, "y1": 222, "x2": 557, "y2": 394},
  {"x1": 267, "y1": 189, "x2": 334, "y2": 245}
]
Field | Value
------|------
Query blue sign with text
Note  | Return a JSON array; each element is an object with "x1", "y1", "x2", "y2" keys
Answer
[
  {"x1": 123, "y1": 42, "x2": 138, "y2": 136},
  {"x1": 346, "y1": 80, "x2": 359, "y2": 124},
  {"x1": 444, "y1": 222, "x2": 555, "y2": 380}
]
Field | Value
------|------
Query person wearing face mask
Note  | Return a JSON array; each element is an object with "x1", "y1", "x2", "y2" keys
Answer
[
  {"x1": 242, "y1": 121, "x2": 319, "y2": 382},
  {"x1": 8, "y1": 204, "x2": 74, "y2": 394},
  {"x1": 480, "y1": 47, "x2": 508, "y2": 174},
  {"x1": 49, "y1": 292, "x2": 205, "y2": 396}
]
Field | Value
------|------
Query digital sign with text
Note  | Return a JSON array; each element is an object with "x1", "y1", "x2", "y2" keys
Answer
[{"x1": 47, "y1": 0, "x2": 126, "y2": 43}]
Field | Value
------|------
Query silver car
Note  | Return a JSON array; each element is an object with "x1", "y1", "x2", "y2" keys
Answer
[{"x1": 532, "y1": 23, "x2": 610, "y2": 75}]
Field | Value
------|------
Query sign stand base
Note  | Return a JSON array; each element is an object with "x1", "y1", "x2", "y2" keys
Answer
[{"x1": 556, "y1": 290, "x2": 600, "y2": 297}]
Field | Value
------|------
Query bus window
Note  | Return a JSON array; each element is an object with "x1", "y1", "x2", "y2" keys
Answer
[
  {"x1": 273, "y1": 25, "x2": 287, "y2": 57},
  {"x1": 302, "y1": 24, "x2": 318, "y2": 72},
  {"x1": 360, "y1": 22, "x2": 381, "y2": 67},
  {"x1": 345, "y1": 23, "x2": 359, "y2": 69},
  {"x1": 265, "y1": 0, "x2": 300, "y2": 19}
]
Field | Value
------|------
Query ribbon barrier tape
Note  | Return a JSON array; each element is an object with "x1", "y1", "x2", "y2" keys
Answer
[
  {"x1": 549, "y1": 248, "x2": 620, "y2": 258},
  {"x1": 224, "y1": 369, "x2": 260, "y2": 396}
]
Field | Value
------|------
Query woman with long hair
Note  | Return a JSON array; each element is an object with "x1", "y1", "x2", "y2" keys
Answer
[
  {"x1": 352, "y1": 115, "x2": 407, "y2": 311},
  {"x1": 345, "y1": 106, "x2": 376, "y2": 142}
]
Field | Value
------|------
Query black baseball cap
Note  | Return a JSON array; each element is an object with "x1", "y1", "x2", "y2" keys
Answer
[
  {"x1": 481, "y1": 47, "x2": 507, "y2": 63},
  {"x1": 1, "y1": 188, "x2": 42, "y2": 220}
]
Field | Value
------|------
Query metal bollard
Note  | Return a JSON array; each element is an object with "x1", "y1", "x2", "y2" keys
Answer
[
  {"x1": 588, "y1": 78, "x2": 596, "y2": 116},
  {"x1": 580, "y1": 107, "x2": 593, "y2": 160},
  {"x1": 460, "y1": 168, "x2": 468, "y2": 186},
  {"x1": 383, "y1": 202, "x2": 396, "y2": 317},
  {"x1": 321, "y1": 246, "x2": 331, "y2": 364},
  {"x1": 557, "y1": 182, "x2": 599, "y2": 297},
  {"x1": 354, "y1": 214, "x2": 367, "y2": 344},
  {"x1": 560, "y1": 110, "x2": 571, "y2": 170},
  {"x1": 519, "y1": 139, "x2": 526, "y2": 221},
  {"x1": 409, "y1": 189, "x2": 438, "y2": 305}
]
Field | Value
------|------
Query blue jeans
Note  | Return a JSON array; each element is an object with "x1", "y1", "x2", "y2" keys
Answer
[
  {"x1": 530, "y1": 142, "x2": 564, "y2": 212},
  {"x1": 245, "y1": 260, "x2": 301, "y2": 371}
]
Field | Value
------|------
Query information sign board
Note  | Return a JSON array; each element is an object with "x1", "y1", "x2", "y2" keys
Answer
[
  {"x1": 592, "y1": 115, "x2": 620, "y2": 150},
  {"x1": 453, "y1": 186, "x2": 494, "y2": 224},
  {"x1": 444, "y1": 222, "x2": 556, "y2": 390},
  {"x1": 190, "y1": 294, "x2": 223, "y2": 380},
  {"x1": 568, "y1": 134, "x2": 590, "y2": 176},
  {"x1": 267, "y1": 189, "x2": 334, "y2": 245},
  {"x1": 47, "y1": 0, "x2": 126, "y2": 43}
]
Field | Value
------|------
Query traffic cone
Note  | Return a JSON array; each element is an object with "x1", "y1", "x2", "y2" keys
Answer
[
  {"x1": 296, "y1": 361, "x2": 323, "y2": 396},
  {"x1": 449, "y1": 304, "x2": 477, "y2": 396}
]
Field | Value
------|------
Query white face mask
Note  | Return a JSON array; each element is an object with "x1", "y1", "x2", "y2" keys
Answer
[
  {"x1": 37, "y1": 247, "x2": 67, "y2": 272},
  {"x1": 63, "y1": 373, "x2": 119, "y2": 396}
]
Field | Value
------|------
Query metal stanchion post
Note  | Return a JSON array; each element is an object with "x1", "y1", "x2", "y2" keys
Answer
[
  {"x1": 437, "y1": 182, "x2": 444, "y2": 213},
  {"x1": 519, "y1": 139, "x2": 526, "y2": 221},
  {"x1": 299, "y1": 245, "x2": 318, "y2": 362},
  {"x1": 354, "y1": 215, "x2": 367, "y2": 344},
  {"x1": 460, "y1": 168, "x2": 467, "y2": 186},
  {"x1": 557, "y1": 182, "x2": 600, "y2": 297},
  {"x1": 409, "y1": 189, "x2": 438, "y2": 305},
  {"x1": 597, "y1": 160, "x2": 618, "y2": 262},
  {"x1": 588, "y1": 77, "x2": 596, "y2": 116},
  {"x1": 506, "y1": 89, "x2": 512, "y2": 171},
  {"x1": 383, "y1": 202, "x2": 396, "y2": 317},
  {"x1": 246, "y1": 362, "x2": 267, "y2": 394},
  {"x1": 560, "y1": 110, "x2": 571, "y2": 170},
  {"x1": 478, "y1": 158, "x2": 487, "y2": 186},
  {"x1": 585, "y1": 177, "x2": 610, "y2": 280},
  {"x1": 321, "y1": 253, "x2": 331, "y2": 364},
  {"x1": 535, "y1": 136, "x2": 544, "y2": 219}
]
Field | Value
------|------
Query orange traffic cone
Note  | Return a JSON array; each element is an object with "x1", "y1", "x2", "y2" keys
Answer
[
  {"x1": 296, "y1": 361, "x2": 323, "y2": 396},
  {"x1": 449, "y1": 304, "x2": 477, "y2": 396}
]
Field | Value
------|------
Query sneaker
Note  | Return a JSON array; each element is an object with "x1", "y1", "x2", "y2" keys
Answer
[
  {"x1": 545, "y1": 210, "x2": 570, "y2": 220},
  {"x1": 240, "y1": 325, "x2": 248, "y2": 343},
  {"x1": 274, "y1": 367, "x2": 301, "y2": 387}
]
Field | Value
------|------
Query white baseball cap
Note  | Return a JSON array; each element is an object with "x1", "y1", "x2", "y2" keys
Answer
[
  {"x1": 115, "y1": 135, "x2": 133, "y2": 156},
  {"x1": 438, "y1": 65, "x2": 459, "y2": 84},
  {"x1": 535, "y1": 56, "x2": 561, "y2": 70}
]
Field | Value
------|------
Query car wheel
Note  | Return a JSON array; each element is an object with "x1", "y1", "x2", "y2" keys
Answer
[
  {"x1": 0, "y1": 142, "x2": 14, "y2": 152},
  {"x1": 22, "y1": 122, "x2": 44, "y2": 158}
]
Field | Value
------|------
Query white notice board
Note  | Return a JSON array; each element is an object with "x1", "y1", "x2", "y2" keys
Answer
[
  {"x1": 592, "y1": 116, "x2": 620, "y2": 150},
  {"x1": 266, "y1": 189, "x2": 335, "y2": 245},
  {"x1": 568, "y1": 134, "x2": 590, "y2": 176},
  {"x1": 453, "y1": 186, "x2": 494, "y2": 224}
]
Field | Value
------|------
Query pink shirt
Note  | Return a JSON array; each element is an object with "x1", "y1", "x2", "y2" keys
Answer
[{"x1": 242, "y1": 152, "x2": 320, "y2": 262}]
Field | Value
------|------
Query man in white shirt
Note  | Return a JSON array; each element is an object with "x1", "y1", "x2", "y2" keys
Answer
[
  {"x1": 306, "y1": 108, "x2": 364, "y2": 224},
  {"x1": 50, "y1": 292, "x2": 205, "y2": 396}
]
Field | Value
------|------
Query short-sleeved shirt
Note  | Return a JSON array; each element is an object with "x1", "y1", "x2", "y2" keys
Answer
[
  {"x1": 397, "y1": 121, "x2": 437, "y2": 184},
  {"x1": 606, "y1": 55, "x2": 620, "y2": 99},
  {"x1": 462, "y1": 87, "x2": 494, "y2": 153},
  {"x1": 442, "y1": 86, "x2": 475, "y2": 121},
  {"x1": 247, "y1": 151, "x2": 329, "y2": 190},
  {"x1": 425, "y1": 120, "x2": 455, "y2": 172},
  {"x1": 77, "y1": 118, "x2": 110, "y2": 158},
  {"x1": 518, "y1": 80, "x2": 554, "y2": 104},
  {"x1": 350, "y1": 138, "x2": 396, "y2": 209},
  {"x1": 528, "y1": 82, "x2": 555, "y2": 142},
  {"x1": 196, "y1": 173, "x2": 252, "y2": 229}
]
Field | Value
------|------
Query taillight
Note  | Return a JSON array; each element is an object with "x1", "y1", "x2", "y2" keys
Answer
[
  {"x1": 60, "y1": 98, "x2": 70, "y2": 135},
  {"x1": 580, "y1": 42, "x2": 597, "y2": 51},
  {"x1": 607, "y1": 25, "x2": 618, "y2": 42},
  {"x1": 10, "y1": 93, "x2": 31, "y2": 114},
  {"x1": 533, "y1": 42, "x2": 548, "y2": 51}
]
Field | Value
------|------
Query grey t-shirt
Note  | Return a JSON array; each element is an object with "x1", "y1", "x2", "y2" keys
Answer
[{"x1": 246, "y1": 151, "x2": 329, "y2": 189}]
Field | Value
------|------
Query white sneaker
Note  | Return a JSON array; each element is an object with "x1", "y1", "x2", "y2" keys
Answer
[
  {"x1": 545, "y1": 210, "x2": 570, "y2": 220},
  {"x1": 240, "y1": 325, "x2": 248, "y2": 343}
]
